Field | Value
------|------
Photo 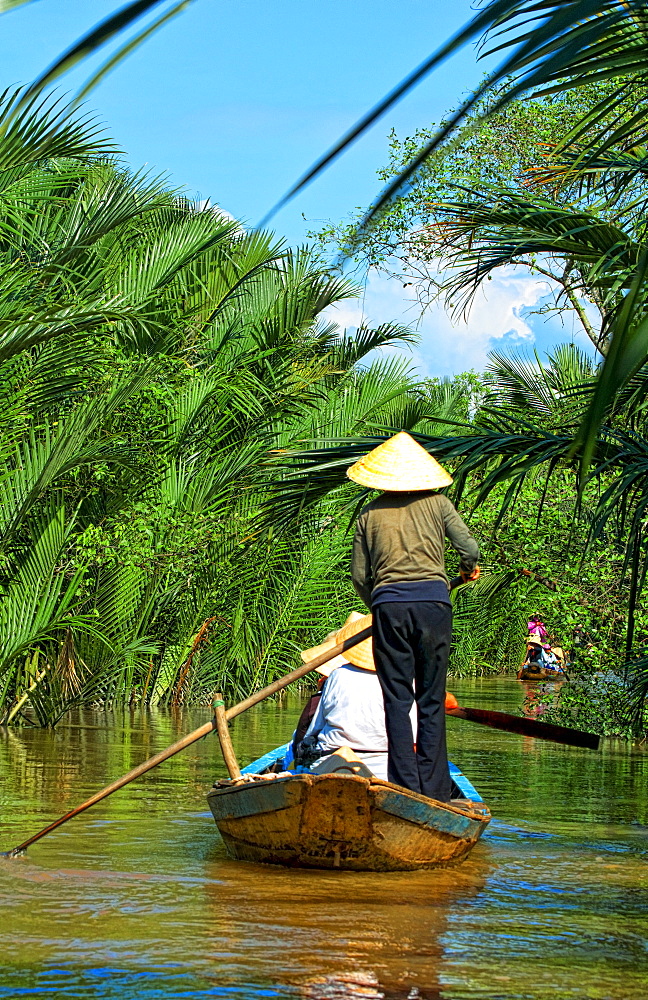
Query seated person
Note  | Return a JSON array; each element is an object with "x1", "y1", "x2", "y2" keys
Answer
[
  {"x1": 549, "y1": 641, "x2": 567, "y2": 671},
  {"x1": 519, "y1": 638, "x2": 545, "y2": 675},
  {"x1": 296, "y1": 612, "x2": 406, "y2": 780},
  {"x1": 542, "y1": 643, "x2": 563, "y2": 672},
  {"x1": 290, "y1": 612, "x2": 366, "y2": 759}
]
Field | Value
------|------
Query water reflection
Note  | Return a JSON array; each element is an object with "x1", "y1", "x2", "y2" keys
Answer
[
  {"x1": 0, "y1": 678, "x2": 647, "y2": 999},
  {"x1": 203, "y1": 854, "x2": 487, "y2": 999}
]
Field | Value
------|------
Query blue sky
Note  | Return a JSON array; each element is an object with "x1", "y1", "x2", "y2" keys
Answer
[{"x1": 0, "y1": 0, "x2": 597, "y2": 375}]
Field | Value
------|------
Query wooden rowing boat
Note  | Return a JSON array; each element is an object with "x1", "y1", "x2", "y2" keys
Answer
[
  {"x1": 518, "y1": 666, "x2": 566, "y2": 681},
  {"x1": 206, "y1": 744, "x2": 491, "y2": 871}
]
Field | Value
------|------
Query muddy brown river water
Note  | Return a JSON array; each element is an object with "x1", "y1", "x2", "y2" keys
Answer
[{"x1": 1, "y1": 677, "x2": 647, "y2": 999}]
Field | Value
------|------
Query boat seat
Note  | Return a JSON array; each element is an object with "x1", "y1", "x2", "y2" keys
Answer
[{"x1": 310, "y1": 746, "x2": 375, "y2": 779}]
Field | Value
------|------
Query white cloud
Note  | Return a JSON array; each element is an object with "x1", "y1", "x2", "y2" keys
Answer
[
  {"x1": 195, "y1": 198, "x2": 244, "y2": 233},
  {"x1": 324, "y1": 266, "x2": 593, "y2": 378}
]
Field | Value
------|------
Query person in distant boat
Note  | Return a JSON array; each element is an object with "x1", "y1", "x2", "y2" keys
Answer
[
  {"x1": 527, "y1": 615, "x2": 548, "y2": 640},
  {"x1": 348, "y1": 432, "x2": 480, "y2": 803},
  {"x1": 542, "y1": 641, "x2": 565, "y2": 673},
  {"x1": 550, "y1": 643, "x2": 567, "y2": 671},
  {"x1": 293, "y1": 612, "x2": 458, "y2": 782},
  {"x1": 519, "y1": 637, "x2": 546, "y2": 676},
  {"x1": 519, "y1": 631, "x2": 565, "y2": 676}
]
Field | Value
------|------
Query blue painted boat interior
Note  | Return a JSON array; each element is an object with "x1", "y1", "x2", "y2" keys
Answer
[
  {"x1": 241, "y1": 743, "x2": 291, "y2": 775},
  {"x1": 448, "y1": 761, "x2": 482, "y2": 802},
  {"x1": 240, "y1": 744, "x2": 483, "y2": 802}
]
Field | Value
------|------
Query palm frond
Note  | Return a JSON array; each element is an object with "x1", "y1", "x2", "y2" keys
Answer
[
  {"x1": 576, "y1": 247, "x2": 648, "y2": 468},
  {"x1": 263, "y1": 2, "x2": 648, "y2": 231},
  {"x1": 0, "y1": 87, "x2": 110, "y2": 170},
  {"x1": 425, "y1": 184, "x2": 637, "y2": 323},
  {"x1": 486, "y1": 344, "x2": 596, "y2": 420},
  {"x1": 13, "y1": 1, "x2": 188, "y2": 112}
]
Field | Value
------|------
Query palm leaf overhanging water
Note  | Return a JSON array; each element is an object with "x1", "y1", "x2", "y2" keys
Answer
[{"x1": 0, "y1": 84, "x2": 448, "y2": 724}]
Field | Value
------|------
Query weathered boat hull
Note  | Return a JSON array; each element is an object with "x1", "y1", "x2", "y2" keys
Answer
[
  {"x1": 518, "y1": 667, "x2": 566, "y2": 681},
  {"x1": 207, "y1": 772, "x2": 490, "y2": 871}
]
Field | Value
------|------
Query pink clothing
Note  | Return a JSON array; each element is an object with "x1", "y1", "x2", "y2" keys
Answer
[{"x1": 527, "y1": 619, "x2": 548, "y2": 640}]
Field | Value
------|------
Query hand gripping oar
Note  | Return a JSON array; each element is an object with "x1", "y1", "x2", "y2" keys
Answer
[{"x1": 2, "y1": 626, "x2": 372, "y2": 857}]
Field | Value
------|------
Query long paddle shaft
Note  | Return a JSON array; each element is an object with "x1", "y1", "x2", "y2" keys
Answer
[{"x1": 3, "y1": 626, "x2": 372, "y2": 857}]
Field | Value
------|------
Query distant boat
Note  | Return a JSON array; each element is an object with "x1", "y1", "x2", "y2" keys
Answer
[
  {"x1": 518, "y1": 665, "x2": 566, "y2": 681},
  {"x1": 207, "y1": 744, "x2": 491, "y2": 871}
]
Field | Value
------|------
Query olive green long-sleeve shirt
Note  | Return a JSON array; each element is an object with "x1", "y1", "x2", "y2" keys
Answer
[{"x1": 351, "y1": 491, "x2": 480, "y2": 609}]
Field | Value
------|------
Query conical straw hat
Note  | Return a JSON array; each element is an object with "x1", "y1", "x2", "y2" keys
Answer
[
  {"x1": 346, "y1": 431, "x2": 453, "y2": 492},
  {"x1": 300, "y1": 612, "x2": 366, "y2": 676},
  {"x1": 334, "y1": 613, "x2": 374, "y2": 672}
]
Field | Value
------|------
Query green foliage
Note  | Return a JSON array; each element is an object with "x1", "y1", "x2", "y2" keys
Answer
[
  {"x1": 0, "y1": 92, "x2": 443, "y2": 727},
  {"x1": 537, "y1": 665, "x2": 641, "y2": 739},
  {"x1": 316, "y1": 80, "x2": 639, "y2": 269},
  {"x1": 450, "y1": 572, "x2": 528, "y2": 676},
  {"x1": 8, "y1": 1, "x2": 648, "y2": 741}
]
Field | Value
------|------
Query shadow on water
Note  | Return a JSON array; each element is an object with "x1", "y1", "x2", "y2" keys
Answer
[{"x1": 0, "y1": 677, "x2": 647, "y2": 999}]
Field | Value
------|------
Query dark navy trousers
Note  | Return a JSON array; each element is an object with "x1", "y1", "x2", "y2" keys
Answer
[{"x1": 372, "y1": 601, "x2": 452, "y2": 802}]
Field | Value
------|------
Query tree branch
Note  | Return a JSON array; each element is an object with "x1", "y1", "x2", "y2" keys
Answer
[{"x1": 520, "y1": 258, "x2": 605, "y2": 354}]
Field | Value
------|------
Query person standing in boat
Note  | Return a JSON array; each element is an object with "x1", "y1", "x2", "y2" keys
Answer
[
  {"x1": 293, "y1": 612, "x2": 458, "y2": 781},
  {"x1": 527, "y1": 614, "x2": 549, "y2": 640},
  {"x1": 348, "y1": 432, "x2": 480, "y2": 803}
]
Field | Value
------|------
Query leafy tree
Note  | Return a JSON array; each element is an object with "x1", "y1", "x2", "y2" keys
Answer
[{"x1": 316, "y1": 81, "x2": 648, "y2": 357}]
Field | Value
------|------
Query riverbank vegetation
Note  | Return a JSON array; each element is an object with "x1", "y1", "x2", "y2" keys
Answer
[
  {"x1": 7, "y1": 86, "x2": 532, "y2": 727},
  {"x1": 0, "y1": 89, "x2": 423, "y2": 725},
  {"x1": 3, "y1": 0, "x2": 648, "y2": 739},
  {"x1": 2, "y1": 91, "x2": 646, "y2": 735}
]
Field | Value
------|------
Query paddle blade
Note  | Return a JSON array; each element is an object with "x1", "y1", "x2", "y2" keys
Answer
[{"x1": 448, "y1": 706, "x2": 600, "y2": 750}]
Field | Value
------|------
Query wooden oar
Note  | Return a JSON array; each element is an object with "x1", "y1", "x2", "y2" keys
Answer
[
  {"x1": 447, "y1": 706, "x2": 599, "y2": 750},
  {"x1": 1, "y1": 626, "x2": 372, "y2": 857}
]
